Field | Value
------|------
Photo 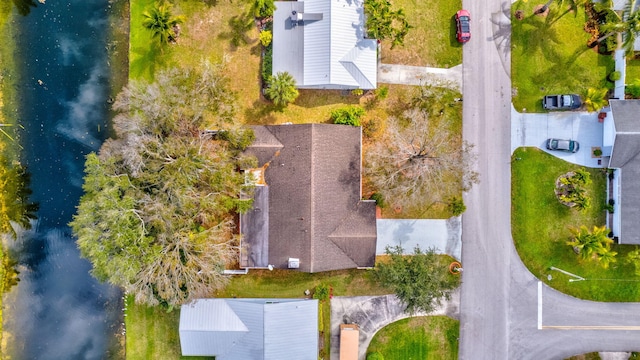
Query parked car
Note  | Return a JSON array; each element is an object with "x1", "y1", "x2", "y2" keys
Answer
[
  {"x1": 546, "y1": 138, "x2": 580, "y2": 153},
  {"x1": 542, "y1": 94, "x2": 582, "y2": 110},
  {"x1": 455, "y1": 10, "x2": 471, "y2": 43}
]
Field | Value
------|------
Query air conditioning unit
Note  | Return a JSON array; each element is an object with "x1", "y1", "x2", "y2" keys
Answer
[{"x1": 288, "y1": 258, "x2": 300, "y2": 269}]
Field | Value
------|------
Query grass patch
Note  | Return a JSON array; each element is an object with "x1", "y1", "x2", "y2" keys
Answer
[
  {"x1": 627, "y1": 58, "x2": 640, "y2": 86},
  {"x1": 379, "y1": 0, "x2": 462, "y2": 68},
  {"x1": 512, "y1": 147, "x2": 640, "y2": 301},
  {"x1": 511, "y1": 1, "x2": 614, "y2": 112},
  {"x1": 367, "y1": 316, "x2": 459, "y2": 360},
  {"x1": 565, "y1": 353, "x2": 602, "y2": 360},
  {"x1": 124, "y1": 296, "x2": 213, "y2": 360}
]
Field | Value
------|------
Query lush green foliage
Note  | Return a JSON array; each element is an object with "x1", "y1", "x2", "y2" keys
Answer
[
  {"x1": 511, "y1": 147, "x2": 640, "y2": 301},
  {"x1": 364, "y1": 0, "x2": 412, "y2": 48},
  {"x1": 265, "y1": 72, "x2": 299, "y2": 107},
  {"x1": 583, "y1": 88, "x2": 609, "y2": 112},
  {"x1": 626, "y1": 78, "x2": 640, "y2": 97},
  {"x1": 567, "y1": 225, "x2": 616, "y2": 268},
  {"x1": 370, "y1": 192, "x2": 386, "y2": 208},
  {"x1": 251, "y1": 0, "x2": 275, "y2": 18},
  {"x1": 71, "y1": 64, "x2": 256, "y2": 307},
  {"x1": 261, "y1": 43, "x2": 273, "y2": 85},
  {"x1": 447, "y1": 196, "x2": 466, "y2": 216},
  {"x1": 367, "y1": 352, "x2": 385, "y2": 360},
  {"x1": 367, "y1": 316, "x2": 459, "y2": 360},
  {"x1": 259, "y1": 30, "x2": 272, "y2": 46},
  {"x1": 313, "y1": 283, "x2": 331, "y2": 301},
  {"x1": 142, "y1": 2, "x2": 185, "y2": 46},
  {"x1": 556, "y1": 170, "x2": 592, "y2": 211},
  {"x1": 511, "y1": 1, "x2": 614, "y2": 112},
  {"x1": 375, "y1": 246, "x2": 459, "y2": 314},
  {"x1": 331, "y1": 106, "x2": 365, "y2": 126}
]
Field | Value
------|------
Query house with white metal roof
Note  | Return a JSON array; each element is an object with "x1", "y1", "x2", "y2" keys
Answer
[
  {"x1": 179, "y1": 298, "x2": 318, "y2": 359},
  {"x1": 272, "y1": 0, "x2": 378, "y2": 89}
]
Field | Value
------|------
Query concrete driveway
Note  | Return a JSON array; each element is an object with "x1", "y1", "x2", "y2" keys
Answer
[
  {"x1": 376, "y1": 217, "x2": 461, "y2": 260},
  {"x1": 330, "y1": 291, "x2": 460, "y2": 360},
  {"x1": 511, "y1": 105, "x2": 606, "y2": 168}
]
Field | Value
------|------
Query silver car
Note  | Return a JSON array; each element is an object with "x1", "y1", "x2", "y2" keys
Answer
[{"x1": 546, "y1": 138, "x2": 579, "y2": 153}]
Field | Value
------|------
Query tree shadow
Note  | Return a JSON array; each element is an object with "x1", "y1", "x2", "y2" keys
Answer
[
  {"x1": 12, "y1": 0, "x2": 37, "y2": 16},
  {"x1": 243, "y1": 99, "x2": 278, "y2": 124},
  {"x1": 129, "y1": 44, "x2": 164, "y2": 80},
  {"x1": 218, "y1": 13, "x2": 256, "y2": 51}
]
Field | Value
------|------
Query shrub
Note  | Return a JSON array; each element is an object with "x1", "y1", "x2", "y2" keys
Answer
[
  {"x1": 313, "y1": 283, "x2": 330, "y2": 301},
  {"x1": 370, "y1": 192, "x2": 386, "y2": 208},
  {"x1": 609, "y1": 71, "x2": 621, "y2": 82},
  {"x1": 374, "y1": 86, "x2": 389, "y2": 100},
  {"x1": 331, "y1": 106, "x2": 365, "y2": 126},
  {"x1": 604, "y1": 203, "x2": 614, "y2": 213},
  {"x1": 367, "y1": 352, "x2": 384, "y2": 360},
  {"x1": 317, "y1": 304, "x2": 324, "y2": 331},
  {"x1": 593, "y1": 148, "x2": 602, "y2": 157},
  {"x1": 351, "y1": 88, "x2": 364, "y2": 96},
  {"x1": 609, "y1": 198, "x2": 615, "y2": 206},
  {"x1": 251, "y1": 0, "x2": 275, "y2": 18},
  {"x1": 448, "y1": 197, "x2": 466, "y2": 216},
  {"x1": 626, "y1": 79, "x2": 640, "y2": 98},
  {"x1": 259, "y1": 30, "x2": 272, "y2": 46},
  {"x1": 261, "y1": 43, "x2": 273, "y2": 85}
]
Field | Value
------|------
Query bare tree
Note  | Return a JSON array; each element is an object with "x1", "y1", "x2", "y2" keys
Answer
[{"x1": 365, "y1": 105, "x2": 478, "y2": 214}]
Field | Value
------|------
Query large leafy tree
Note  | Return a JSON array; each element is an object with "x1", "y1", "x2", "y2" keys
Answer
[
  {"x1": 265, "y1": 72, "x2": 299, "y2": 107},
  {"x1": 375, "y1": 246, "x2": 459, "y2": 314},
  {"x1": 142, "y1": 2, "x2": 186, "y2": 47},
  {"x1": 365, "y1": 85, "x2": 478, "y2": 215},
  {"x1": 0, "y1": 158, "x2": 38, "y2": 237},
  {"x1": 71, "y1": 63, "x2": 256, "y2": 307},
  {"x1": 364, "y1": 0, "x2": 411, "y2": 48}
]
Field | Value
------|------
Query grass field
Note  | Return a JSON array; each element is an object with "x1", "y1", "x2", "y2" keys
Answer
[
  {"x1": 511, "y1": 1, "x2": 614, "y2": 112},
  {"x1": 367, "y1": 316, "x2": 459, "y2": 360},
  {"x1": 379, "y1": 0, "x2": 462, "y2": 68},
  {"x1": 512, "y1": 147, "x2": 640, "y2": 301}
]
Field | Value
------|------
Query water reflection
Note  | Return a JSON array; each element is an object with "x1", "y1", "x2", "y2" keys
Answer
[{"x1": 4, "y1": 0, "x2": 122, "y2": 358}]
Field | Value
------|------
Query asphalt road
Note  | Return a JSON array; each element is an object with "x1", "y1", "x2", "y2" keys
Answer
[{"x1": 459, "y1": 1, "x2": 640, "y2": 359}]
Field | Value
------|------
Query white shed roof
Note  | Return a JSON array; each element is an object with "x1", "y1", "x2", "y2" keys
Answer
[
  {"x1": 179, "y1": 298, "x2": 318, "y2": 359},
  {"x1": 273, "y1": 0, "x2": 377, "y2": 89}
]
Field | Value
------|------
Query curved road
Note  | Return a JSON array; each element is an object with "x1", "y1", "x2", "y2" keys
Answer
[{"x1": 459, "y1": 0, "x2": 640, "y2": 359}]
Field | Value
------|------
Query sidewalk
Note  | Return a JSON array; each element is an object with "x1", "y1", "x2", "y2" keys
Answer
[{"x1": 378, "y1": 64, "x2": 462, "y2": 90}]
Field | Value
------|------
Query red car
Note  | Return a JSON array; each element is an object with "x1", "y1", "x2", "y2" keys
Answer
[{"x1": 455, "y1": 10, "x2": 471, "y2": 43}]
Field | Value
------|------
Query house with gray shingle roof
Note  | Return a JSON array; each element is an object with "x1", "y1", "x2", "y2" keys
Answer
[
  {"x1": 603, "y1": 99, "x2": 640, "y2": 244},
  {"x1": 179, "y1": 298, "x2": 318, "y2": 359},
  {"x1": 272, "y1": 0, "x2": 377, "y2": 89},
  {"x1": 239, "y1": 124, "x2": 377, "y2": 272}
]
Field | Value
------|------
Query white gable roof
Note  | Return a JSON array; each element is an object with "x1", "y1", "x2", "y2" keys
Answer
[{"x1": 273, "y1": 0, "x2": 377, "y2": 89}]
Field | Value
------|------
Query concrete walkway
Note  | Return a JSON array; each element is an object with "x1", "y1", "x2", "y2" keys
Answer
[
  {"x1": 378, "y1": 63, "x2": 463, "y2": 90},
  {"x1": 376, "y1": 217, "x2": 461, "y2": 260},
  {"x1": 330, "y1": 290, "x2": 460, "y2": 360}
]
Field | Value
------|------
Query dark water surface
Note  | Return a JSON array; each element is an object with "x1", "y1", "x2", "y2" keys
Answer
[{"x1": 5, "y1": 0, "x2": 122, "y2": 359}]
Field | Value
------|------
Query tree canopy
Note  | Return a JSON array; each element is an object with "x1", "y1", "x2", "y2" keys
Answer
[
  {"x1": 375, "y1": 246, "x2": 459, "y2": 314},
  {"x1": 364, "y1": 0, "x2": 412, "y2": 48},
  {"x1": 364, "y1": 85, "x2": 478, "y2": 215},
  {"x1": 71, "y1": 63, "x2": 256, "y2": 307},
  {"x1": 142, "y1": 2, "x2": 186, "y2": 47}
]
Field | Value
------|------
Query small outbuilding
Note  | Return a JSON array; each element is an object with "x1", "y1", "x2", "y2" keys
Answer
[{"x1": 179, "y1": 298, "x2": 318, "y2": 359}]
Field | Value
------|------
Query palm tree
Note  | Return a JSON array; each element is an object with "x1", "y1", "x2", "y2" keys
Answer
[
  {"x1": 535, "y1": 0, "x2": 586, "y2": 15},
  {"x1": 583, "y1": 88, "x2": 609, "y2": 112},
  {"x1": 596, "y1": 246, "x2": 618, "y2": 269},
  {"x1": 626, "y1": 248, "x2": 640, "y2": 275},
  {"x1": 142, "y1": 2, "x2": 186, "y2": 47},
  {"x1": 596, "y1": 0, "x2": 640, "y2": 52},
  {"x1": 264, "y1": 72, "x2": 299, "y2": 107},
  {"x1": 567, "y1": 225, "x2": 610, "y2": 260}
]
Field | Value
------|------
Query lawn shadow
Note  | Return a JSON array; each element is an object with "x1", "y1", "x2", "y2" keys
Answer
[
  {"x1": 244, "y1": 99, "x2": 278, "y2": 124},
  {"x1": 130, "y1": 44, "x2": 164, "y2": 80},
  {"x1": 293, "y1": 89, "x2": 360, "y2": 108},
  {"x1": 218, "y1": 13, "x2": 256, "y2": 51}
]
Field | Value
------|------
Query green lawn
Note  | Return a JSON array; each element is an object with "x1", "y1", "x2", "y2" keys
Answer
[
  {"x1": 367, "y1": 316, "x2": 459, "y2": 360},
  {"x1": 627, "y1": 58, "x2": 640, "y2": 86},
  {"x1": 511, "y1": 1, "x2": 614, "y2": 112},
  {"x1": 379, "y1": 0, "x2": 462, "y2": 68},
  {"x1": 512, "y1": 147, "x2": 640, "y2": 301}
]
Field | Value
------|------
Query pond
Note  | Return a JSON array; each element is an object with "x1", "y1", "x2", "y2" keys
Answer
[{"x1": 3, "y1": 0, "x2": 123, "y2": 359}]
